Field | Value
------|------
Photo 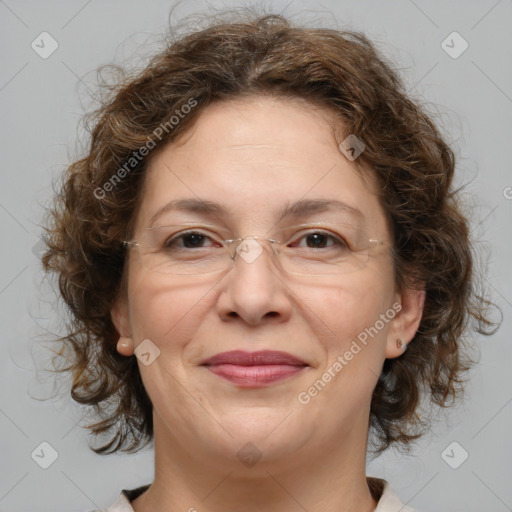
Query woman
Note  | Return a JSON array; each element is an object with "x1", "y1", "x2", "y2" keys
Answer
[{"x1": 42, "y1": 12, "x2": 496, "y2": 512}]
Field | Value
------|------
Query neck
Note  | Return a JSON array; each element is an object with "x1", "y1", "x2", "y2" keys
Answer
[{"x1": 132, "y1": 413, "x2": 378, "y2": 512}]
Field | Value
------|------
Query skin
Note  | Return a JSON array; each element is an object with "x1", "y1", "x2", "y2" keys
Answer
[{"x1": 112, "y1": 96, "x2": 425, "y2": 512}]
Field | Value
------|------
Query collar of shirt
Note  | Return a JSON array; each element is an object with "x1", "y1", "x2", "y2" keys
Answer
[{"x1": 100, "y1": 477, "x2": 416, "y2": 512}]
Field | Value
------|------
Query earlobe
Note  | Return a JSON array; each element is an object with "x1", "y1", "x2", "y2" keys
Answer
[
  {"x1": 385, "y1": 286, "x2": 426, "y2": 359},
  {"x1": 116, "y1": 336, "x2": 135, "y2": 356},
  {"x1": 111, "y1": 297, "x2": 134, "y2": 356}
]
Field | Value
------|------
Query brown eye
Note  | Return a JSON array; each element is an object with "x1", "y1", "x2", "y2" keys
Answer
[
  {"x1": 164, "y1": 231, "x2": 215, "y2": 250},
  {"x1": 304, "y1": 233, "x2": 333, "y2": 248},
  {"x1": 291, "y1": 231, "x2": 348, "y2": 250}
]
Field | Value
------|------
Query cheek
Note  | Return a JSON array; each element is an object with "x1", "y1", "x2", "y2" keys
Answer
[
  {"x1": 312, "y1": 270, "x2": 393, "y2": 333},
  {"x1": 126, "y1": 267, "x2": 210, "y2": 346},
  {"x1": 310, "y1": 268, "x2": 395, "y2": 368}
]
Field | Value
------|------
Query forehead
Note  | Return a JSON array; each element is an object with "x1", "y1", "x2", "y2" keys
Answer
[{"x1": 136, "y1": 96, "x2": 388, "y2": 235}]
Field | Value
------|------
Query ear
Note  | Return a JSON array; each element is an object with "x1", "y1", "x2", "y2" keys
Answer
[
  {"x1": 385, "y1": 285, "x2": 426, "y2": 358},
  {"x1": 111, "y1": 294, "x2": 134, "y2": 357}
]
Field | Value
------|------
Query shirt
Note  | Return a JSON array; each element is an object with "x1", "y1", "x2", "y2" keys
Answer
[{"x1": 97, "y1": 477, "x2": 416, "y2": 511}]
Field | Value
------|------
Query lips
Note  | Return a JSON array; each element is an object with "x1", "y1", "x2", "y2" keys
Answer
[
  {"x1": 201, "y1": 350, "x2": 307, "y2": 367},
  {"x1": 200, "y1": 350, "x2": 308, "y2": 387}
]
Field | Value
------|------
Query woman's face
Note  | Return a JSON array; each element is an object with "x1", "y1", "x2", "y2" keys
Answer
[{"x1": 113, "y1": 96, "x2": 423, "y2": 472}]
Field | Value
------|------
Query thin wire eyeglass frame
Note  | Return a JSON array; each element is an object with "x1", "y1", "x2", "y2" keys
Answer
[{"x1": 123, "y1": 223, "x2": 387, "y2": 277}]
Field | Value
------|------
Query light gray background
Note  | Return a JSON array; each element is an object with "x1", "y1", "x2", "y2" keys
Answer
[{"x1": 1, "y1": 1, "x2": 511, "y2": 511}]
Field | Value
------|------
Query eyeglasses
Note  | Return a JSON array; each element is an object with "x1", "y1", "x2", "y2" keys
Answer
[{"x1": 123, "y1": 222, "x2": 386, "y2": 277}]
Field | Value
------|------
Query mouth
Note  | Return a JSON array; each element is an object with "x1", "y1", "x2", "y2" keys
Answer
[{"x1": 200, "y1": 350, "x2": 309, "y2": 388}]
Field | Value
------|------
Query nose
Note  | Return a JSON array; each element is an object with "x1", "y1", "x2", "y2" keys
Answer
[{"x1": 215, "y1": 237, "x2": 292, "y2": 326}]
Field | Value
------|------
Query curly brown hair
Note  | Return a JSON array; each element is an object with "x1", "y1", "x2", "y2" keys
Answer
[{"x1": 41, "y1": 11, "x2": 498, "y2": 455}]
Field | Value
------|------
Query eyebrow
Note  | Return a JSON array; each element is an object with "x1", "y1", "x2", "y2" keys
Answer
[{"x1": 149, "y1": 197, "x2": 364, "y2": 226}]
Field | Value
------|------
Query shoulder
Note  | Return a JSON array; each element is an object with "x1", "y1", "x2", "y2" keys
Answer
[{"x1": 368, "y1": 477, "x2": 417, "y2": 512}]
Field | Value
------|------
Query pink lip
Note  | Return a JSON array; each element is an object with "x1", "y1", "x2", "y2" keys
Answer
[{"x1": 201, "y1": 350, "x2": 308, "y2": 387}]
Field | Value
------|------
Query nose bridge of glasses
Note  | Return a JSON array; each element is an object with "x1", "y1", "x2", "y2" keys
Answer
[{"x1": 227, "y1": 235, "x2": 280, "y2": 266}]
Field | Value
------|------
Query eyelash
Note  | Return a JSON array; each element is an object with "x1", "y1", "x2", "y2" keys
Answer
[{"x1": 163, "y1": 229, "x2": 348, "y2": 250}]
